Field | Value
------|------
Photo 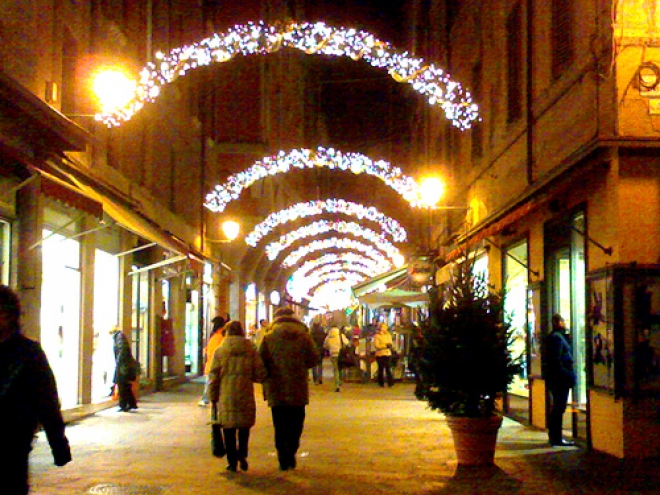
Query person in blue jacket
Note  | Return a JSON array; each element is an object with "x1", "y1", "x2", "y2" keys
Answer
[{"x1": 543, "y1": 313, "x2": 577, "y2": 447}]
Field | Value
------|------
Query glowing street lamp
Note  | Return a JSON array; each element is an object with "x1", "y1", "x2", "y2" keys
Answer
[
  {"x1": 419, "y1": 176, "x2": 445, "y2": 209},
  {"x1": 91, "y1": 67, "x2": 137, "y2": 114},
  {"x1": 221, "y1": 220, "x2": 240, "y2": 242}
]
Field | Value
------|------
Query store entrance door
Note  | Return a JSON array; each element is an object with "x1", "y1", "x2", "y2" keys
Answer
[{"x1": 545, "y1": 211, "x2": 587, "y2": 440}]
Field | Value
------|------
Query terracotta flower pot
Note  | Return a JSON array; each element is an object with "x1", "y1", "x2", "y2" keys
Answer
[{"x1": 445, "y1": 415, "x2": 503, "y2": 466}]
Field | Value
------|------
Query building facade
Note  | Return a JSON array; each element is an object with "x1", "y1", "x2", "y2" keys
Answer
[
  {"x1": 0, "y1": 0, "x2": 302, "y2": 410},
  {"x1": 409, "y1": 0, "x2": 660, "y2": 458}
]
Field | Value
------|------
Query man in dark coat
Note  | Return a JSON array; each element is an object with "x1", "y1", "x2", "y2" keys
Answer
[
  {"x1": 310, "y1": 320, "x2": 326, "y2": 385},
  {"x1": 543, "y1": 313, "x2": 577, "y2": 447},
  {"x1": 259, "y1": 307, "x2": 319, "y2": 471},
  {"x1": 0, "y1": 285, "x2": 71, "y2": 494}
]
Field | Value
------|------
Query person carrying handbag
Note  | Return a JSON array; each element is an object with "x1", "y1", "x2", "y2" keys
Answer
[
  {"x1": 323, "y1": 326, "x2": 349, "y2": 392},
  {"x1": 208, "y1": 321, "x2": 267, "y2": 472}
]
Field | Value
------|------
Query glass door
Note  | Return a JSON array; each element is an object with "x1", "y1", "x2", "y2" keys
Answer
[{"x1": 545, "y1": 210, "x2": 587, "y2": 438}]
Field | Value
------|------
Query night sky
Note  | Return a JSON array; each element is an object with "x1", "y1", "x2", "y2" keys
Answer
[{"x1": 303, "y1": 0, "x2": 417, "y2": 160}]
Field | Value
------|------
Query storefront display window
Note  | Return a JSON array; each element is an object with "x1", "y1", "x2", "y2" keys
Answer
[
  {"x1": 0, "y1": 219, "x2": 9, "y2": 285},
  {"x1": 132, "y1": 268, "x2": 150, "y2": 380},
  {"x1": 41, "y1": 229, "x2": 81, "y2": 409},
  {"x1": 504, "y1": 240, "x2": 529, "y2": 397},
  {"x1": 184, "y1": 275, "x2": 200, "y2": 374},
  {"x1": 91, "y1": 249, "x2": 120, "y2": 402}
]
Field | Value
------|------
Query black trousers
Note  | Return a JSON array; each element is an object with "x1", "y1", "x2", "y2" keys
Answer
[
  {"x1": 271, "y1": 405, "x2": 306, "y2": 468},
  {"x1": 117, "y1": 380, "x2": 137, "y2": 411},
  {"x1": 548, "y1": 384, "x2": 571, "y2": 443},
  {"x1": 0, "y1": 446, "x2": 31, "y2": 495},
  {"x1": 223, "y1": 427, "x2": 250, "y2": 468},
  {"x1": 376, "y1": 356, "x2": 394, "y2": 387}
]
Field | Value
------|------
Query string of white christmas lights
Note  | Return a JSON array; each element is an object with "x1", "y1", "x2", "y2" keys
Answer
[
  {"x1": 286, "y1": 261, "x2": 379, "y2": 302},
  {"x1": 265, "y1": 220, "x2": 402, "y2": 261},
  {"x1": 206, "y1": 147, "x2": 423, "y2": 212},
  {"x1": 281, "y1": 237, "x2": 400, "y2": 268},
  {"x1": 245, "y1": 198, "x2": 407, "y2": 246},
  {"x1": 96, "y1": 21, "x2": 478, "y2": 129}
]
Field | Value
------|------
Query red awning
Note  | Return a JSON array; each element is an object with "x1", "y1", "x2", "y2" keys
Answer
[
  {"x1": 39, "y1": 173, "x2": 104, "y2": 220},
  {"x1": 445, "y1": 200, "x2": 538, "y2": 262}
]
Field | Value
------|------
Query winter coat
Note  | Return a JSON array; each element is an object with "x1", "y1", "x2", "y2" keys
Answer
[
  {"x1": 323, "y1": 327, "x2": 349, "y2": 357},
  {"x1": 208, "y1": 335, "x2": 267, "y2": 428},
  {"x1": 259, "y1": 315, "x2": 319, "y2": 407},
  {"x1": 113, "y1": 331, "x2": 138, "y2": 383},
  {"x1": 543, "y1": 330, "x2": 576, "y2": 389},
  {"x1": 373, "y1": 330, "x2": 394, "y2": 357},
  {"x1": 204, "y1": 330, "x2": 225, "y2": 375},
  {"x1": 0, "y1": 332, "x2": 71, "y2": 464}
]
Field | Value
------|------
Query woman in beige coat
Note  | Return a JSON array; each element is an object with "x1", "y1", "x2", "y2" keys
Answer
[{"x1": 209, "y1": 321, "x2": 267, "y2": 472}]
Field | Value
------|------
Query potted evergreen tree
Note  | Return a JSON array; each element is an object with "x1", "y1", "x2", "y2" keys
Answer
[{"x1": 417, "y1": 255, "x2": 520, "y2": 466}]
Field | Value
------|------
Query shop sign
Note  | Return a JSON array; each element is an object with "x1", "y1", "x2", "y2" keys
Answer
[{"x1": 408, "y1": 258, "x2": 434, "y2": 286}]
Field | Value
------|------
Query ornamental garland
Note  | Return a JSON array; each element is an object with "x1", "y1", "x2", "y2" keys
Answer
[
  {"x1": 245, "y1": 198, "x2": 407, "y2": 246},
  {"x1": 308, "y1": 281, "x2": 356, "y2": 311},
  {"x1": 96, "y1": 21, "x2": 478, "y2": 129},
  {"x1": 265, "y1": 220, "x2": 401, "y2": 261},
  {"x1": 206, "y1": 147, "x2": 423, "y2": 212},
  {"x1": 287, "y1": 261, "x2": 380, "y2": 302},
  {"x1": 281, "y1": 237, "x2": 397, "y2": 268},
  {"x1": 286, "y1": 269, "x2": 367, "y2": 303},
  {"x1": 288, "y1": 253, "x2": 393, "y2": 280}
]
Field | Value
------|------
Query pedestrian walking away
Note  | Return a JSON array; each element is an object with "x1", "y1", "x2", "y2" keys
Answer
[
  {"x1": 199, "y1": 316, "x2": 227, "y2": 406},
  {"x1": 208, "y1": 320, "x2": 267, "y2": 473},
  {"x1": 0, "y1": 285, "x2": 72, "y2": 495},
  {"x1": 310, "y1": 318, "x2": 326, "y2": 385},
  {"x1": 543, "y1": 313, "x2": 577, "y2": 447},
  {"x1": 374, "y1": 322, "x2": 395, "y2": 388},
  {"x1": 259, "y1": 307, "x2": 319, "y2": 471},
  {"x1": 324, "y1": 325, "x2": 349, "y2": 392}
]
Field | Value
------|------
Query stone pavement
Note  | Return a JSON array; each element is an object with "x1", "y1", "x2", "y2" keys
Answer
[{"x1": 29, "y1": 379, "x2": 660, "y2": 495}]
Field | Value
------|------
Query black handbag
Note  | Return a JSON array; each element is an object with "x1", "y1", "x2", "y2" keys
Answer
[
  {"x1": 338, "y1": 336, "x2": 355, "y2": 369},
  {"x1": 211, "y1": 403, "x2": 226, "y2": 458}
]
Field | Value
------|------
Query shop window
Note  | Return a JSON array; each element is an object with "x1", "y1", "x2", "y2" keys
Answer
[
  {"x1": 0, "y1": 219, "x2": 9, "y2": 285},
  {"x1": 92, "y1": 249, "x2": 120, "y2": 402},
  {"x1": 184, "y1": 276, "x2": 200, "y2": 375},
  {"x1": 132, "y1": 269, "x2": 151, "y2": 379},
  {"x1": 41, "y1": 230, "x2": 81, "y2": 409},
  {"x1": 504, "y1": 240, "x2": 530, "y2": 398}
]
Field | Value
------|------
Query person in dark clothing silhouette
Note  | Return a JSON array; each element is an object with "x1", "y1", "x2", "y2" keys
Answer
[
  {"x1": 0, "y1": 285, "x2": 72, "y2": 494},
  {"x1": 543, "y1": 313, "x2": 577, "y2": 447}
]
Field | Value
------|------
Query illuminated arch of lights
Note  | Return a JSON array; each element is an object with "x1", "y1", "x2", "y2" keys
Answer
[
  {"x1": 96, "y1": 21, "x2": 478, "y2": 129},
  {"x1": 286, "y1": 262, "x2": 378, "y2": 302},
  {"x1": 245, "y1": 199, "x2": 407, "y2": 246},
  {"x1": 289, "y1": 253, "x2": 392, "y2": 280},
  {"x1": 304, "y1": 270, "x2": 366, "y2": 295},
  {"x1": 206, "y1": 147, "x2": 423, "y2": 213},
  {"x1": 308, "y1": 281, "x2": 356, "y2": 311},
  {"x1": 281, "y1": 238, "x2": 400, "y2": 268},
  {"x1": 265, "y1": 220, "x2": 402, "y2": 261}
]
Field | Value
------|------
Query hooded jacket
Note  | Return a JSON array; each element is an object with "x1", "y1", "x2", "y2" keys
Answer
[
  {"x1": 259, "y1": 315, "x2": 319, "y2": 407},
  {"x1": 323, "y1": 326, "x2": 349, "y2": 357},
  {"x1": 208, "y1": 335, "x2": 267, "y2": 428}
]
